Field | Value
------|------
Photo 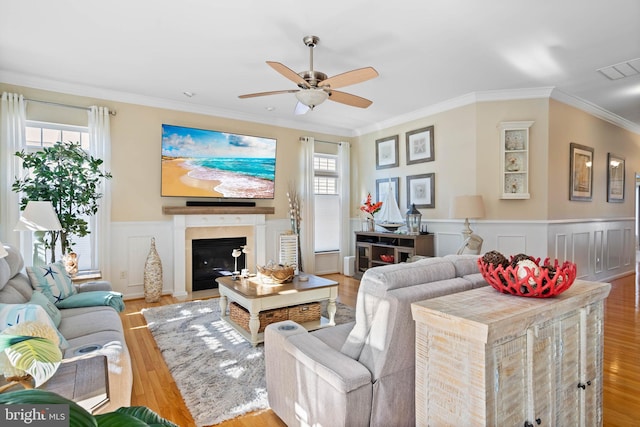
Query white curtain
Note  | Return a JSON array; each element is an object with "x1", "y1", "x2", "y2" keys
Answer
[
  {"x1": 300, "y1": 136, "x2": 315, "y2": 274},
  {"x1": 88, "y1": 106, "x2": 112, "y2": 276},
  {"x1": 338, "y1": 142, "x2": 351, "y2": 273},
  {"x1": 0, "y1": 92, "x2": 26, "y2": 246}
]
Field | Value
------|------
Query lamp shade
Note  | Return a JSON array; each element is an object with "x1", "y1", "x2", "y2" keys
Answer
[
  {"x1": 0, "y1": 242, "x2": 7, "y2": 258},
  {"x1": 14, "y1": 201, "x2": 63, "y2": 231},
  {"x1": 451, "y1": 195, "x2": 485, "y2": 219}
]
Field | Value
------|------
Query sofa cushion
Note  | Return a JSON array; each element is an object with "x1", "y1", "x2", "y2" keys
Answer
[
  {"x1": 29, "y1": 290, "x2": 62, "y2": 327},
  {"x1": 443, "y1": 254, "x2": 481, "y2": 276},
  {"x1": 0, "y1": 303, "x2": 68, "y2": 349},
  {"x1": 26, "y1": 262, "x2": 77, "y2": 303},
  {"x1": 58, "y1": 306, "x2": 124, "y2": 340},
  {"x1": 358, "y1": 257, "x2": 456, "y2": 294}
]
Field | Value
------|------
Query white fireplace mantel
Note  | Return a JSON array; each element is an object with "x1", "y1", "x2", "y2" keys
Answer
[{"x1": 169, "y1": 213, "x2": 268, "y2": 297}]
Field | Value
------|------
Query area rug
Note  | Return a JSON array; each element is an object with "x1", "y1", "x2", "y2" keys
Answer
[{"x1": 142, "y1": 299, "x2": 355, "y2": 426}]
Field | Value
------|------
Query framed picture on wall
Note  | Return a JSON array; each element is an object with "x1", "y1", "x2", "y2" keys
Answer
[
  {"x1": 607, "y1": 152, "x2": 625, "y2": 203},
  {"x1": 406, "y1": 125, "x2": 434, "y2": 164},
  {"x1": 406, "y1": 173, "x2": 435, "y2": 208},
  {"x1": 376, "y1": 177, "x2": 399, "y2": 205},
  {"x1": 569, "y1": 143, "x2": 594, "y2": 201},
  {"x1": 376, "y1": 135, "x2": 399, "y2": 169}
]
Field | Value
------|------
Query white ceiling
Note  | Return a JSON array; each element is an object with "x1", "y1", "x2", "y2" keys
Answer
[{"x1": 1, "y1": 0, "x2": 639, "y2": 136}]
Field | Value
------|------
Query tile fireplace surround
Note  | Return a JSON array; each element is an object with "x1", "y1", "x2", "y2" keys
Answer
[{"x1": 164, "y1": 206, "x2": 272, "y2": 297}]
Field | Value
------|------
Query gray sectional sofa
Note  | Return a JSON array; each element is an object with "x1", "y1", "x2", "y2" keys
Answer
[
  {"x1": 265, "y1": 254, "x2": 487, "y2": 427},
  {"x1": 0, "y1": 244, "x2": 132, "y2": 413}
]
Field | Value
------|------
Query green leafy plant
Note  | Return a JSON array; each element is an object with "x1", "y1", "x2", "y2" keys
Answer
[
  {"x1": 0, "y1": 321, "x2": 62, "y2": 392},
  {"x1": 12, "y1": 141, "x2": 112, "y2": 261},
  {"x1": 0, "y1": 389, "x2": 179, "y2": 427}
]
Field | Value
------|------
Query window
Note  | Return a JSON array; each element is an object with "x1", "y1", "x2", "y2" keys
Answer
[
  {"x1": 26, "y1": 121, "x2": 90, "y2": 150},
  {"x1": 314, "y1": 153, "x2": 340, "y2": 252},
  {"x1": 23, "y1": 121, "x2": 94, "y2": 270}
]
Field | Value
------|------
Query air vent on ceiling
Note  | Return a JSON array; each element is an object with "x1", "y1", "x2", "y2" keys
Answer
[{"x1": 597, "y1": 58, "x2": 640, "y2": 80}]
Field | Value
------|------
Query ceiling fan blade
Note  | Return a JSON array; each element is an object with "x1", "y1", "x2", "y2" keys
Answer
[
  {"x1": 328, "y1": 90, "x2": 373, "y2": 108},
  {"x1": 294, "y1": 101, "x2": 311, "y2": 115},
  {"x1": 319, "y1": 67, "x2": 378, "y2": 89},
  {"x1": 238, "y1": 89, "x2": 298, "y2": 99},
  {"x1": 266, "y1": 61, "x2": 310, "y2": 88}
]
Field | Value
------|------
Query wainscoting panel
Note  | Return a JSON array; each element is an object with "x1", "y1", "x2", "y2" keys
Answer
[
  {"x1": 607, "y1": 229, "x2": 623, "y2": 271},
  {"x1": 624, "y1": 227, "x2": 633, "y2": 266},
  {"x1": 594, "y1": 230, "x2": 604, "y2": 274},
  {"x1": 554, "y1": 234, "x2": 568, "y2": 261},
  {"x1": 496, "y1": 235, "x2": 527, "y2": 255},
  {"x1": 572, "y1": 232, "x2": 591, "y2": 279}
]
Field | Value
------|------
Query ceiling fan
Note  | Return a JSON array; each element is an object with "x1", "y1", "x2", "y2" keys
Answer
[{"x1": 239, "y1": 35, "x2": 378, "y2": 114}]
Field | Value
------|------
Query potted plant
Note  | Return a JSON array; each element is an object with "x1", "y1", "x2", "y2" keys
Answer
[{"x1": 12, "y1": 141, "x2": 112, "y2": 263}]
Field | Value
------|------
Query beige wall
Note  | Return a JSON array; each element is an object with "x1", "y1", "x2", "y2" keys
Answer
[
  {"x1": 548, "y1": 99, "x2": 640, "y2": 220},
  {"x1": 1, "y1": 84, "x2": 351, "y2": 222},
  {"x1": 4, "y1": 83, "x2": 640, "y2": 226},
  {"x1": 354, "y1": 98, "x2": 553, "y2": 221}
]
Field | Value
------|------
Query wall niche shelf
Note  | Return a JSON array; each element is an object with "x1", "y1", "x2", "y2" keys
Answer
[{"x1": 499, "y1": 121, "x2": 533, "y2": 199}]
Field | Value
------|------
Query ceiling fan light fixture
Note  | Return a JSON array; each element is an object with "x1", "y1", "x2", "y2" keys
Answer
[{"x1": 295, "y1": 89, "x2": 329, "y2": 108}]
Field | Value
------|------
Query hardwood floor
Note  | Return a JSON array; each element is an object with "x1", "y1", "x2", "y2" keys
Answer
[{"x1": 121, "y1": 272, "x2": 639, "y2": 426}]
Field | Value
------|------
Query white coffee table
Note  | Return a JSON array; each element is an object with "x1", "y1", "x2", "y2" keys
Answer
[{"x1": 216, "y1": 274, "x2": 338, "y2": 346}]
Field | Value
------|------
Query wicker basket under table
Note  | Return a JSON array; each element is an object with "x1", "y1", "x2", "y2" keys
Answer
[
  {"x1": 229, "y1": 301, "x2": 321, "y2": 333},
  {"x1": 229, "y1": 302, "x2": 288, "y2": 333}
]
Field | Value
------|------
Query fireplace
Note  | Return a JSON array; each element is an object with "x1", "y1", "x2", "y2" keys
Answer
[
  {"x1": 191, "y1": 237, "x2": 246, "y2": 291},
  {"x1": 168, "y1": 211, "x2": 268, "y2": 297}
]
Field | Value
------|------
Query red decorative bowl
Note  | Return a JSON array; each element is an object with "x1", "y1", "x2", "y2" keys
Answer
[
  {"x1": 477, "y1": 257, "x2": 577, "y2": 298},
  {"x1": 380, "y1": 254, "x2": 395, "y2": 263}
]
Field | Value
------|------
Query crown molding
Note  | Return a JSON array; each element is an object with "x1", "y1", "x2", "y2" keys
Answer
[
  {"x1": 550, "y1": 88, "x2": 640, "y2": 135},
  {"x1": 3, "y1": 70, "x2": 638, "y2": 137}
]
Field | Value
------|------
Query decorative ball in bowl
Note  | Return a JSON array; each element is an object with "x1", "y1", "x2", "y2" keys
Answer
[
  {"x1": 477, "y1": 251, "x2": 577, "y2": 298},
  {"x1": 380, "y1": 254, "x2": 395, "y2": 263}
]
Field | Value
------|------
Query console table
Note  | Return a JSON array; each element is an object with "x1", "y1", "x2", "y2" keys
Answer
[
  {"x1": 354, "y1": 231, "x2": 434, "y2": 278},
  {"x1": 412, "y1": 281, "x2": 610, "y2": 426}
]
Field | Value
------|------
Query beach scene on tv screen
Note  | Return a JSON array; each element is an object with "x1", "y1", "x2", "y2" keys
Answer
[{"x1": 161, "y1": 124, "x2": 276, "y2": 198}]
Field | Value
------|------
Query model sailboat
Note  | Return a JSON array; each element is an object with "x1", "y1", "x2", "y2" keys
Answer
[{"x1": 376, "y1": 186, "x2": 405, "y2": 230}]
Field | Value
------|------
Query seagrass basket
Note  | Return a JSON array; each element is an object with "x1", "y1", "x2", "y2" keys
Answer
[
  {"x1": 229, "y1": 302, "x2": 288, "y2": 333},
  {"x1": 287, "y1": 302, "x2": 321, "y2": 323}
]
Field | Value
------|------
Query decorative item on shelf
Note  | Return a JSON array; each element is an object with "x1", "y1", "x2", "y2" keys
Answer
[
  {"x1": 478, "y1": 250, "x2": 577, "y2": 298},
  {"x1": 380, "y1": 254, "x2": 394, "y2": 263},
  {"x1": 360, "y1": 192, "x2": 382, "y2": 232},
  {"x1": 376, "y1": 179, "x2": 405, "y2": 231},
  {"x1": 405, "y1": 204, "x2": 422, "y2": 235},
  {"x1": 62, "y1": 252, "x2": 79, "y2": 276},
  {"x1": 257, "y1": 261, "x2": 296, "y2": 284},
  {"x1": 143, "y1": 237, "x2": 163, "y2": 303}
]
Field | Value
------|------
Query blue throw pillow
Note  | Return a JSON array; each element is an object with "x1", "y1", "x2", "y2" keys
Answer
[
  {"x1": 26, "y1": 262, "x2": 77, "y2": 304},
  {"x1": 29, "y1": 290, "x2": 62, "y2": 327}
]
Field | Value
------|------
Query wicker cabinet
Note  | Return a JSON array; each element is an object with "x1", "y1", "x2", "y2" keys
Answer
[
  {"x1": 354, "y1": 231, "x2": 434, "y2": 279},
  {"x1": 411, "y1": 281, "x2": 610, "y2": 427}
]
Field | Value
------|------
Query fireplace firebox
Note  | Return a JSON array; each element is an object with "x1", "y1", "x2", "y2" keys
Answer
[{"x1": 191, "y1": 237, "x2": 246, "y2": 291}]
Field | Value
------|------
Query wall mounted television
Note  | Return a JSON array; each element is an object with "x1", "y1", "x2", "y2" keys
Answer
[{"x1": 161, "y1": 124, "x2": 277, "y2": 199}]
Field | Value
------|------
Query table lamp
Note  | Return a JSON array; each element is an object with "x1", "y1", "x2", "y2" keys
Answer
[
  {"x1": 451, "y1": 195, "x2": 485, "y2": 239},
  {"x1": 14, "y1": 201, "x2": 63, "y2": 265}
]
